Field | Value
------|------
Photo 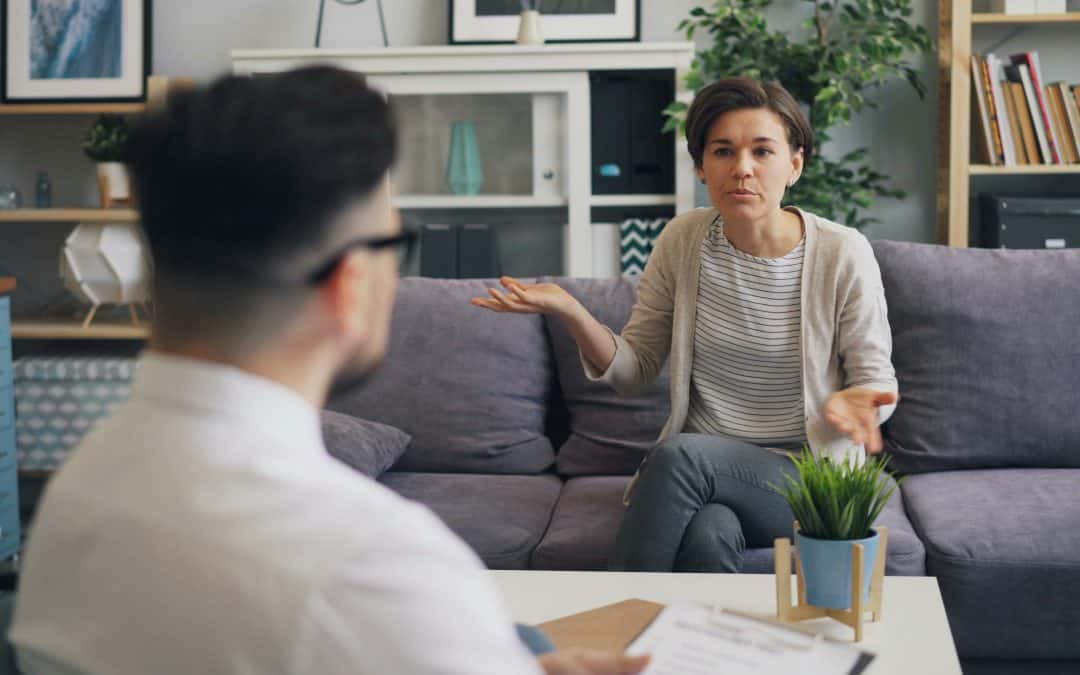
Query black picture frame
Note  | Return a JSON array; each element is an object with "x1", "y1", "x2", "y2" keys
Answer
[
  {"x1": 1, "y1": 0, "x2": 152, "y2": 104},
  {"x1": 449, "y1": 0, "x2": 640, "y2": 45}
]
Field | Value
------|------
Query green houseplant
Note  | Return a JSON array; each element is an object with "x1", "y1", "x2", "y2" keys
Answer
[
  {"x1": 82, "y1": 114, "x2": 133, "y2": 208},
  {"x1": 667, "y1": 0, "x2": 932, "y2": 229},
  {"x1": 775, "y1": 450, "x2": 899, "y2": 609}
]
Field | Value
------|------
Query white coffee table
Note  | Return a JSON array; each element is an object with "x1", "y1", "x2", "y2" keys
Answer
[{"x1": 491, "y1": 571, "x2": 961, "y2": 675}]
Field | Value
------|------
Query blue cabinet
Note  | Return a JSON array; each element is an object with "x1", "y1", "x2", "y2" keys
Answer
[{"x1": 0, "y1": 291, "x2": 21, "y2": 559}]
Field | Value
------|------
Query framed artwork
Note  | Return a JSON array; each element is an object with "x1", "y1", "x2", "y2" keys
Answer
[
  {"x1": 2, "y1": 0, "x2": 152, "y2": 103},
  {"x1": 450, "y1": 0, "x2": 639, "y2": 45}
]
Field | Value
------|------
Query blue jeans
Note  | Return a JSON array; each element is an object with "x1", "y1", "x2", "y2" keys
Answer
[{"x1": 609, "y1": 434, "x2": 800, "y2": 573}]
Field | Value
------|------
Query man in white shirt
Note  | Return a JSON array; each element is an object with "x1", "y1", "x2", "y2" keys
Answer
[{"x1": 9, "y1": 67, "x2": 648, "y2": 675}]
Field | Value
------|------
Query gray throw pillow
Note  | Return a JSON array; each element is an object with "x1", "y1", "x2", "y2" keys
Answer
[{"x1": 320, "y1": 410, "x2": 411, "y2": 478}]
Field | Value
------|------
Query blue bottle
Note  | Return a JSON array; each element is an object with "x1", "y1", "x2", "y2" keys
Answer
[{"x1": 35, "y1": 171, "x2": 52, "y2": 208}]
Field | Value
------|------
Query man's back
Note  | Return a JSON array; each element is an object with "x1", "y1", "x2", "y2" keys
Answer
[{"x1": 9, "y1": 354, "x2": 540, "y2": 675}]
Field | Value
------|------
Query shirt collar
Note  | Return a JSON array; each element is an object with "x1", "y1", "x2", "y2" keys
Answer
[{"x1": 132, "y1": 351, "x2": 324, "y2": 455}]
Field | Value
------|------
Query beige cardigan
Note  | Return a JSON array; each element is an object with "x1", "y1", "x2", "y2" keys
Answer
[{"x1": 583, "y1": 206, "x2": 898, "y2": 465}]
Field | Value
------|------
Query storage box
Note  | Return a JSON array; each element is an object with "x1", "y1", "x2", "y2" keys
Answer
[
  {"x1": 14, "y1": 357, "x2": 134, "y2": 471},
  {"x1": 979, "y1": 195, "x2": 1080, "y2": 249}
]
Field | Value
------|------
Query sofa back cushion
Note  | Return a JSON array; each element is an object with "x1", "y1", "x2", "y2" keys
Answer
[
  {"x1": 873, "y1": 241, "x2": 1080, "y2": 472},
  {"x1": 542, "y1": 276, "x2": 670, "y2": 476},
  {"x1": 327, "y1": 278, "x2": 555, "y2": 474}
]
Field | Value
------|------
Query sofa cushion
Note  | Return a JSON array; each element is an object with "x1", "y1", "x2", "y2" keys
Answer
[
  {"x1": 531, "y1": 476, "x2": 631, "y2": 570},
  {"x1": 319, "y1": 410, "x2": 410, "y2": 478},
  {"x1": 873, "y1": 241, "x2": 1080, "y2": 472},
  {"x1": 328, "y1": 278, "x2": 555, "y2": 474},
  {"x1": 380, "y1": 472, "x2": 562, "y2": 570},
  {"x1": 901, "y1": 469, "x2": 1080, "y2": 659},
  {"x1": 541, "y1": 277, "x2": 670, "y2": 476}
]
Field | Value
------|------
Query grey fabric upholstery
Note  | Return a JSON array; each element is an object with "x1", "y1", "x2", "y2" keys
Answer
[
  {"x1": 319, "y1": 410, "x2": 410, "y2": 478},
  {"x1": 531, "y1": 476, "x2": 631, "y2": 570},
  {"x1": 873, "y1": 241, "x2": 1080, "y2": 473},
  {"x1": 379, "y1": 472, "x2": 562, "y2": 570},
  {"x1": 540, "y1": 276, "x2": 670, "y2": 476},
  {"x1": 329, "y1": 278, "x2": 555, "y2": 474},
  {"x1": 901, "y1": 469, "x2": 1080, "y2": 659}
]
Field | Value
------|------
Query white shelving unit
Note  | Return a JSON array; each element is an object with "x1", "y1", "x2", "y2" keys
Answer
[{"x1": 232, "y1": 43, "x2": 696, "y2": 277}]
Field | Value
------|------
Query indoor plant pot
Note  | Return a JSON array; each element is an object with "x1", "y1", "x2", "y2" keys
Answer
[{"x1": 82, "y1": 114, "x2": 133, "y2": 208}]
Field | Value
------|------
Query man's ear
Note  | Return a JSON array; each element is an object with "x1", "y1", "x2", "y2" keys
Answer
[{"x1": 320, "y1": 252, "x2": 368, "y2": 339}]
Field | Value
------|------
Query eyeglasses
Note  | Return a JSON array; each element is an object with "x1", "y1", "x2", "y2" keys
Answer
[{"x1": 305, "y1": 227, "x2": 418, "y2": 283}]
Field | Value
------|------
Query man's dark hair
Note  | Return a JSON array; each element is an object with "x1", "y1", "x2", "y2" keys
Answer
[
  {"x1": 685, "y1": 77, "x2": 813, "y2": 169},
  {"x1": 126, "y1": 66, "x2": 397, "y2": 348}
]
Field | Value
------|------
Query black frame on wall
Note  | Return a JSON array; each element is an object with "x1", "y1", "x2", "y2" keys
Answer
[
  {"x1": 449, "y1": 0, "x2": 641, "y2": 45},
  {"x1": 1, "y1": 0, "x2": 153, "y2": 104}
]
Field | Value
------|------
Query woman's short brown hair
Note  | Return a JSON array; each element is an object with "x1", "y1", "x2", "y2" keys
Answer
[{"x1": 685, "y1": 77, "x2": 813, "y2": 168}]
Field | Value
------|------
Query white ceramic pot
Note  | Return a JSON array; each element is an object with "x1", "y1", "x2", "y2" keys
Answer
[
  {"x1": 516, "y1": 10, "x2": 544, "y2": 45},
  {"x1": 96, "y1": 162, "x2": 131, "y2": 202}
]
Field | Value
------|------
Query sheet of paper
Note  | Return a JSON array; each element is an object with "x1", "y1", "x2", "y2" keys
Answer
[{"x1": 625, "y1": 603, "x2": 871, "y2": 675}]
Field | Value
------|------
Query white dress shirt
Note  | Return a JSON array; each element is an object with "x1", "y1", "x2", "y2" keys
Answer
[{"x1": 10, "y1": 353, "x2": 543, "y2": 675}]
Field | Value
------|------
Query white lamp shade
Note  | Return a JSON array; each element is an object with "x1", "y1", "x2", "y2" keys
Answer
[{"x1": 60, "y1": 223, "x2": 150, "y2": 305}]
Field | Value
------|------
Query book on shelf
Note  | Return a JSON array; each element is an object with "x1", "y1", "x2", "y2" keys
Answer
[
  {"x1": 1052, "y1": 82, "x2": 1080, "y2": 161},
  {"x1": 986, "y1": 54, "x2": 1017, "y2": 165},
  {"x1": 1006, "y1": 81, "x2": 1039, "y2": 164},
  {"x1": 1010, "y1": 52, "x2": 1062, "y2": 164},
  {"x1": 971, "y1": 55, "x2": 998, "y2": 165},
  {"x1": 1004, "y1": 63, "x2": 1052, "y2": 164},
  {"x1": 1046, "y1": 85, "x2": 1078, "y2": 163},
  {"x1": 1001, "y1": 81, "x2": 1029, "y2": 164}
]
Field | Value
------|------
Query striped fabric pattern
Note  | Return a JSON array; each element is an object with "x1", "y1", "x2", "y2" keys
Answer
[{"x1": 685, "y1": 221, "x2": 807, "y2": 448}]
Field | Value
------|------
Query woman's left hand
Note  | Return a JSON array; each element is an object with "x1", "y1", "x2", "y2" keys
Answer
[{"x1": 824, "y1": 387, "x2": 899, "y2": 454}]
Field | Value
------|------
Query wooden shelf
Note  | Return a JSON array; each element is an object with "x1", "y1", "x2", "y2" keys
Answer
[
  {"x1": 0, "y1": 102, "x2": 146, "y2": 115},
  {"x1": 394, "y1": 195, "x2": 567, "y2": 209},
  {"x1": 11, "y1": 320, "x2": 148, "y2": 340},
  {"x1": 969, "y1": 164, "x2": 1080, "y2": 175},
  {"x1": 589, "y1": 194, "x2": 677, "y2": 207},
  {"x1": 0, "y1": 209, "x2": 139, "y2": 223},
  {"x1": 972, "y1": 12, "x2": 1080, "y2": 24}
]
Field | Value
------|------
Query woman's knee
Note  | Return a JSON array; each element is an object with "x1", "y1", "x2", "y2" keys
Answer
[
  {"x1": 676, "y1": 503, "x2": 745, "y2": 573},
  {"x1": 647, "y1": 434, "x2": 763, "y2": 475}
]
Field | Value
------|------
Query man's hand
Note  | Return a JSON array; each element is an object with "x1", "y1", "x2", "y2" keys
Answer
[
  {"x1": 824, "y1": 387, "x2": 899, "y2": 454},
  {"x1": 538, "y1": 649, "x2": 650, "y2": 675}
]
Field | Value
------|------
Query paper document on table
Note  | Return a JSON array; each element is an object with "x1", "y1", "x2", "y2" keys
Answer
[{"x1": 625, "y1": 602, "x2": 873, "y2": 675}]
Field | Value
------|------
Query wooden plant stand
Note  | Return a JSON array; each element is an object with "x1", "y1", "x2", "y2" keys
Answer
[{"x1": 774, "y1": 524, "x2": 888, "y2": 642}]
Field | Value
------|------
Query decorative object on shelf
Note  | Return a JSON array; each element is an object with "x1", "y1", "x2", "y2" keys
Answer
[
  {"x1": 59, "y1": 222, "x2": 151, "y2": 328},
  {"x1": 619, "y1": 217, "x2": 666, "y2": 275},
  {"x1": 771, "y1": 449, "x2": 899, "y2": 641},
  {"x1": 451, "y1": 0, "x2": 638, "y2": 44},
  {"x1": 0, "y1": 184, "x2": 21, "y2": 210},
  {"x1": 990, "y1": 0, "x2": 1036, "y2": 12},
  {"x1": 516, "y1": 2, "x2": 544, "y2": 45},
  {"x1": 1034, "y1": 0, "x2": 1066, "y2": 13},
  {"x1": 2, "y1": 0, "x2": 152, "y2": 103},
  {"x1": 314, "y1": 0, "x2": 388, "y2": 48},
  {"x1": 13, "y1": 357, "x2": 135, "y2": 472},
  {"x1": 34, "y1": 170, "x2": 52, "y2": 208},
  {"x1": 82, "y1": 114, "x2": 134, "y2": 207},
  {"x1": 666, "y1": 0, "x2": 932, "y2": 229},
  {"x1": 447, "y1": 121, "x2": 484, "y2": 195}
]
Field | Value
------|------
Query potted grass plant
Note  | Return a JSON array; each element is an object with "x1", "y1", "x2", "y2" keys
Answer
[
  {"x1": 775, "y1": 450, "x2": 899, "y2": 610},
  {"x1": 82, "y1": 114, "x2": 133, "y2": 208}
]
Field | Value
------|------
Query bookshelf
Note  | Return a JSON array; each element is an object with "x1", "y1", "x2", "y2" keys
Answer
[{"x1": 937, "y1": 4, "x2": 1080, "y2": 247}]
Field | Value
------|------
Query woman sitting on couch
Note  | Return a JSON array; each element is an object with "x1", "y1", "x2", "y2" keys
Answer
[{"x1": 473, "y1": 76, "x2": 898, "y2": 573}]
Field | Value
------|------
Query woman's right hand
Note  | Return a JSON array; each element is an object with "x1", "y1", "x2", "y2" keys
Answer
[{"x1": 471, "y1": 276, "x2": 579, "y2": 319}]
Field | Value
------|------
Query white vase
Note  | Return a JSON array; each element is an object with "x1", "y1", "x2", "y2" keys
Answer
[
  {"x1": 516, "y1": 10, "x2": 544, "y2": 45},
  {"x1": 60, "y1": 223, "x2": 150, "y2": 306},
  {"x1": 96, "y1": 162, "x2": 131, "y2": 204}
]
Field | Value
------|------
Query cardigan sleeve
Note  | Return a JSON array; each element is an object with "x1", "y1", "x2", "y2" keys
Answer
[
  {"x1": 580, "y1": 221, "x2": 678, "y2": 397},
  {"x1": 835, "y1": 234, "x2": 899, "y2": 424}
]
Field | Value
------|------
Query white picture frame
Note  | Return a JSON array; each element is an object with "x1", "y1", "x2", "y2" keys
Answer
[
  {"x1": 2, "y1": 0, "x2": 150, "y2": 103},
  {"x1": 450, "y1": 0, "x2": 639, "y2": 44}
]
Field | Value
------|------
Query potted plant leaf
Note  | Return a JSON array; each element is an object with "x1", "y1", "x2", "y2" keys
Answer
[
  {"x1": 775, "y1": 450, "x2": 899, "y2": 610},
  {"x1": 82, "y1": 114, "x2": 133, "y2": 208}
]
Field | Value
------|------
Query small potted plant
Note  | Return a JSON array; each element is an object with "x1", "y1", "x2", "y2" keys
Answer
[
  {"x1": 776, "y1": 450, "x2": 899, "y2": 610},
  {"x1": 82, "y1": 114, "x2": 133, "y2": 208}
]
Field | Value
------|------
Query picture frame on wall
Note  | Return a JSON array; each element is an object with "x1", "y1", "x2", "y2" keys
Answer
[
  {"x1": 2, "y1": 0, "x2": 152, "y2": 103},
  {"x1": 450, "y1": 0, "x2": 639, "y2": 44}
]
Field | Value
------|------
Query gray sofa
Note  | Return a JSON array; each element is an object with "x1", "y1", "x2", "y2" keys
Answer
[{"x1": 326, "y1": 241, "x2": 1079, "y2": 672}]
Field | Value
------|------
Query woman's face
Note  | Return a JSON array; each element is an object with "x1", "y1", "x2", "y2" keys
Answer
[{"x1": 696, "y1": 107, "x2": 803, "y2": 226}]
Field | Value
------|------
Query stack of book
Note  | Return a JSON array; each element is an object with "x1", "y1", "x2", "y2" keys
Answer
[{"x1": 971, "y1": 51, "x2": 1080, "y2": 166}]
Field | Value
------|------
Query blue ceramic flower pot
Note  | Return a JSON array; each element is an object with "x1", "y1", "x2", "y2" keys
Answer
[{"x1": 796, "y1": 528, "x2": 880, "y2": 610}]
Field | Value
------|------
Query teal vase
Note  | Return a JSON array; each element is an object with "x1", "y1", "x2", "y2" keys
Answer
[{"x1": 447, "y1": 121, "x2": 483, "y2": 195}]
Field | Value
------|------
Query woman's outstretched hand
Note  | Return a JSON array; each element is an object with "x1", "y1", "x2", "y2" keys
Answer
[
  {"x1": 824, "y1": 387, "x2": 899, "y2": 454},
  {"x1": 471, "y1": 276, "x2": 579, "y2": 318}
]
